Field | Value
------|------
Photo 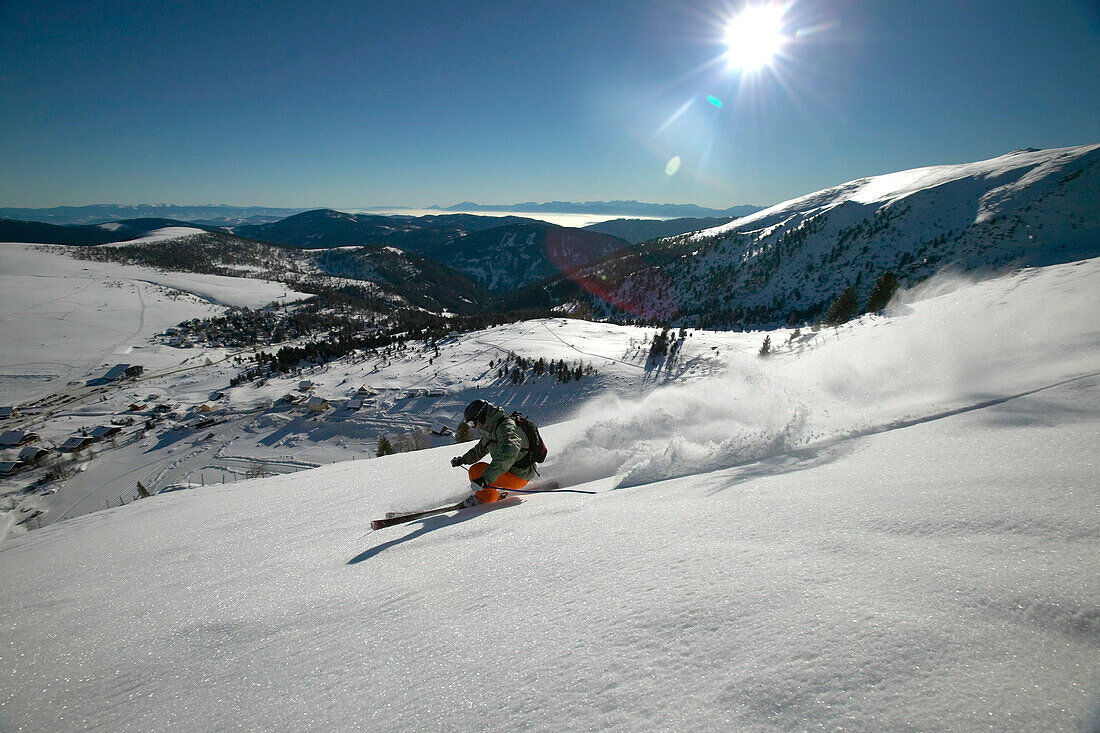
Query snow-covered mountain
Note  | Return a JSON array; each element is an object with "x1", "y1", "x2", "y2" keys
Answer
[
  {"x1": 0, "y1": 217, "x2": 224, "y2": 245},
  {"x1": 548, "y1": 145, "x2": 1100, "y2": 326},
  {"x1": 1, "y1": 253, "x2": 1098, "y2": 731}
]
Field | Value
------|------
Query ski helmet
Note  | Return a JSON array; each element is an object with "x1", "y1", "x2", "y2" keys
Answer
[{"x1": 464, "y1": 399, "x2": 490, "y2": 425}]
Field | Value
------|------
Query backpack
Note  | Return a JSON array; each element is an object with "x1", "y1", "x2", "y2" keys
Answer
[{"x1": 509, "y1": 411, "x2": 547, "y2": 469}]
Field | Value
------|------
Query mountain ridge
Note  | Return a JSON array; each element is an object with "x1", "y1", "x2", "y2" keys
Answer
[
  {"x1": 0, "y1": 204, "x2": 308, "y2": 227},
  {"x1": 438, "y1": 200, "x2": 762, "y2": 218},
  {"x1": 4, "y1": 144, "x2": 1097, "y2": 329},
  {"x1": 533, "y1": 144, "x2": 1100, "y2": 327},
  {"x1": 0, "y1": 201, "x2": 763, "y2": 227}
]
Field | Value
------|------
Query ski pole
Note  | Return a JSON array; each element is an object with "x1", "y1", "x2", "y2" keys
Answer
[{"x1": 502, "y1": 487, "x2": 597, "y2": 495}]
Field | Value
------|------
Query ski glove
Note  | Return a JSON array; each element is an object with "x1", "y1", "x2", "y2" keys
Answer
[
  {"x1": 450, "y1": 456, "x2": 464, "y2": 467},
  {"x1": 471, "y1": 476, "x2": 489, "y2": 490}
]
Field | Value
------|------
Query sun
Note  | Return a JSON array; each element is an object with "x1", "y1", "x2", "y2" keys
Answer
[{"x1": 724, "y1": 3, "x2": 788, "y2": 71}]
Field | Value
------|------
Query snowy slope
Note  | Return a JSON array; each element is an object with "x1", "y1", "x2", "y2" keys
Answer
[
  {"x1": 1, "y1": 233, "x2": 767, "y2": 535},
  {"x1": 567, "y1": 144, "x2": 1100, "y2": 326},
  {"x1": 2, "y1": 257, "x2": 1098, "y2": 731}
]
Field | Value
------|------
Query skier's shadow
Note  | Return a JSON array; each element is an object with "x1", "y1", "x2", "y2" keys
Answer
[{"x1": 348, "y1": 499, "x2": 520, "y2": 565}]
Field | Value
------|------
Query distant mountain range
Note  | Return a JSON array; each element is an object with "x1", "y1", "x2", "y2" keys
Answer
[
  {"x1": 4, "y1": 146, "x2": 1097, "y2": 328},
  {"x1": 438, "y1": 200, "x2": 762, "y2": 219},
  {"x1": 0, "y1": 201, "x2": 763, "y2": 227},
  {"x1": 0, "y1": 205, "x2": 307, "y2": 227}
]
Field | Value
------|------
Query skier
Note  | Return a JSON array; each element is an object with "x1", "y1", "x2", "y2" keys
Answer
[{"x1": 451, "y1": 399, "x2": 541, "y2": 506}]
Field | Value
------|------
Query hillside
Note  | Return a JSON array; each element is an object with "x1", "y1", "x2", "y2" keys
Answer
[
  {"x1": 60, "y1": 228, "x2": 496, "y2": 315},
  {"x1": 583, "y1": 215, "x2": 736, "y2": 244},
  {"x1": 1, "y1": 256, "x2": 1097, "y2": 731},
  {"x1": 237, "y1": 210, "x2": 636, "y2": 293},
  {"x1": 415, "y1": 223, "x2": 634, "y2": 293},
  {"x1": 234, "y1": 209, "x2": 546, "y2": 249},
  {"x1": 0, "y1": 217, "x2": 223, "y2": 246},
  {"x1": 548, "y1": 145, "x2": 1100, "y2": 326}
]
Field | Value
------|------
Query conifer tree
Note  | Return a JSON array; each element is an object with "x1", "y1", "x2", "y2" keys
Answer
[
  {"x1": 825, "y1": 287, "x2": 859, "y2": 327},
  {"x1": 865, "y1": 271, "x2": 899, "y2": 313},
  {"x1": 376, "y1": 435, "x2": 396, "y2": 457}
]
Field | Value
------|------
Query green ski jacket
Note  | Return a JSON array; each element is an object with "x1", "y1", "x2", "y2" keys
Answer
[{"x1": 460, "y1": 404, "x2": 538, "y2": 485}]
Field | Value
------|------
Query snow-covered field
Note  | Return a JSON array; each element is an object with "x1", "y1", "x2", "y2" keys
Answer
[
  {"x1": 1, "y1": 251, "x2": 1097, "y2": 730},
  {"x1": 0, "y1": 243, "x2": 309, "y2": 404}
]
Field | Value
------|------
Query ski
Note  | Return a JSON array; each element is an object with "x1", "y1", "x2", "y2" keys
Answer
[
  {"x1": 371, "y1": 492, "x2": 509, "y2": 531},
  {"x1": 371, "y1": 503, "x2": 464, "y2": 530}
]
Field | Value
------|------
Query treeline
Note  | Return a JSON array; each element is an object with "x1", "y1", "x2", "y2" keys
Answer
[
  {"x1": 490, "y1": 352, "x2": 598, "y2": 385},
  {"x1": 823, "y1": 270, "x2": 900, "y2": 327}
]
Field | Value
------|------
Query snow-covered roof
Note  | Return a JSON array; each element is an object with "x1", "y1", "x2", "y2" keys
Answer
[{"x1": 0, "y1": 430, "x2": 34, "y2": 446}]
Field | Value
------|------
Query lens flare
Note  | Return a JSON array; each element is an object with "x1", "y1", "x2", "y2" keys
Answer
[
  {"x1": 724, "y1": 3, "x2": 788, "y2": 71},
  {"x1": 665, "y1": 156, "x2": 682, "y2": 176},
  {"x1": 545, "y1": 229, "x2": 679, "y2": 321},
  {"x1": 706, "y1": 95, "x2": 724, "y2": 108}
]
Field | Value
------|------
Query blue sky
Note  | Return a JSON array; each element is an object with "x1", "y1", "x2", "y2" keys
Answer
[{"x1": 2, "y1": 0, "x2": 1098, "y2": 210}]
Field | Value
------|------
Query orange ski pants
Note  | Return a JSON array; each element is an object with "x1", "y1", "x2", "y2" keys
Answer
[{"x1": 468, "y1": 462, "x2": 528, "y2": 503}]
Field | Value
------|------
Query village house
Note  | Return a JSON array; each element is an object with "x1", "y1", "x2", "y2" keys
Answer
[
  {"x1": 60, "y1": 436, "x2": 93, "y2": 452},
  {"x1": 0, "y1": 406, "x2": 16, "y2": 420},
  {"x1": 0, "y1": 460, "x2": 22, "y2": 476},
  {"x1": 0, "y1": 430, "x2": 38, "y2": 448},
  {"x1": 298, "y1": 380, "x2": 313, "y2": 392},
  {"x1": 103, "y1": 364, "x2": 144, "y2": 382},
  {"x1": 90, "y1": 425, "x2": 122, "y2": 441},
  {"x1": 307, "y1": 396, "x2": 330, "y2": 414},
  {"x1": 18, "y1": 445, "x2": 49, "y2": 465},
  {"x1": 344, "y1": 398, "x2": 363, "y2": 411}
]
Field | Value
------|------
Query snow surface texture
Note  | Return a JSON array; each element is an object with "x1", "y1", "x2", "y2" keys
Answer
[{"x1": 1, "y1": 259, "x2": 1099, "y2": 731}]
